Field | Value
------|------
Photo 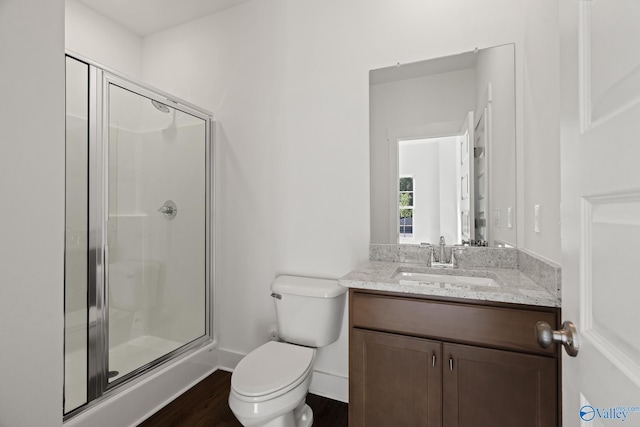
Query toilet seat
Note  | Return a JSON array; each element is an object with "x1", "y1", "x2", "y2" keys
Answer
[{"x1": 231, "y1": 341, "x2": 315, "y2": 402}]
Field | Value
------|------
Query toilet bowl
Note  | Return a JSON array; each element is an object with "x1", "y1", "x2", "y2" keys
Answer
[
  {"x1": 229, "y1": 341, "x2": 315, "y2": 427},
  {"x1": 228, "y1": 275, "x2": 347, "y2": 427}
]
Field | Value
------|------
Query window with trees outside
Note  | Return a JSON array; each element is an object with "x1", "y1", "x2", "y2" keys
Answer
[{"x1": 399, "y1": 176, "x2": 414, "y2": 238}]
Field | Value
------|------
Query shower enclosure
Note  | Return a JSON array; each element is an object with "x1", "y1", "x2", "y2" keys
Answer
[{"x1": 64, "y1": 55, "x2": 213, "y2": 417}]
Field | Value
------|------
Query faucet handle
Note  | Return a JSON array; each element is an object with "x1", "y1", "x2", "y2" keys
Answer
[{"x1": 439, "y1": 236, "x2": 446, "y2": 245}]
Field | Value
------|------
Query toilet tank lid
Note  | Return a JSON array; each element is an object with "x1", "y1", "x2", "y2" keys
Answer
[{"x1": 271, "y1": 275, "x2": 347, "y2": 298}]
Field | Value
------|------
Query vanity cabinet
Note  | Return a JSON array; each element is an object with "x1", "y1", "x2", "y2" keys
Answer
[
  {"x1": 349, "y1": 289, "x2": 560, "y2": 427},
  {"x1": 351, "y1": 329, "x2": 442, "y2": 426}
]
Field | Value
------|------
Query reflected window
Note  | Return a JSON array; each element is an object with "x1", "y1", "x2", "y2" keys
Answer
[{"x1": 399, "y1": 176, "x2": 414, "y2": 238}]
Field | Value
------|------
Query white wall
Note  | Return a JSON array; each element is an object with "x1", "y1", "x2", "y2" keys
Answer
[
  {"x1": 522, "y1": 0, "x2": 561, "y2": 262},
  {"x1": 140, "y1": 0, "x2": 561, "y2": 401},
  {"x1": 65, "y1": 0, "x2": 143, "y2": 79},
  {"x1": 0, "y1": 1, "x2": 66, "y2": 426}
]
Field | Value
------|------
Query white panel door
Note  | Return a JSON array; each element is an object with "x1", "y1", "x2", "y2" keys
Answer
[
  {"x1": 459, "y1": 111, "x2": 474, "y2": 243},
  {"x1": 474, "y1": 108, "x2": 488, "y2": 244},
  {"x1": 561, "y1": 0, "x2": 640, "y2": 425}
]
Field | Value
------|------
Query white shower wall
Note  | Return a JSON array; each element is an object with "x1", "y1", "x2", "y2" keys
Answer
[{"x1": 108, "y1": 122, "x2": 206, "y2": 346}]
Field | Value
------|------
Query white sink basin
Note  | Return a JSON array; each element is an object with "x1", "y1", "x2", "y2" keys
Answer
[{"x1": 392, "y1": 270, "x2": 499, "y2": 288}]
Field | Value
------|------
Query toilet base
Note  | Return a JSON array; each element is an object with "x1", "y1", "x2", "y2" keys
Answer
[
  {"x1": 260, "y1": 402, "x2": 312, "y2": 427},
  {"x1": 229, "y1": 341, "x2": 318, "y2": 427},
  {"x1": 293, "y1": 402, "x2": 313, "y2": 427}
]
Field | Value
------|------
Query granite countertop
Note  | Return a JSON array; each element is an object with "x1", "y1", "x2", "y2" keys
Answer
[{"x1": 339, "y1": 260, "x2": 561, "y2": 308}]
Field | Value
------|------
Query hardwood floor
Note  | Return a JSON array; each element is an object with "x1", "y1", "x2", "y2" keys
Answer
[{"x1": 137, "y1": 370, "x2": 348, "y2": 427}]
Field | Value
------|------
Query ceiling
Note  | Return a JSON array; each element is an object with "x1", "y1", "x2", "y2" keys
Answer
[{"x1": 78, "y1": 0, "x2": 253, "y2": 36}]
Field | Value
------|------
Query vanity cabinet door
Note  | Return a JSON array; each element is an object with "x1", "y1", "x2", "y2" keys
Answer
[
  {"x1": 350, "y1": 328, "x2": 442, "y2": 427},
  {"x1": 442, "y1": 343, "x2": 557, "y2": 427}
]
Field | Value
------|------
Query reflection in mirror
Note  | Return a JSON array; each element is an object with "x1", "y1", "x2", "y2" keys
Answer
[{"x1": 370, "y1": 44, "x2": 516, "y2": 247}]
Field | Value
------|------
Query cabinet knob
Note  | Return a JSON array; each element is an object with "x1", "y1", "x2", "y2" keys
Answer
[{"x1": 535, "y1": 321, "x2": 580, "y2": 357}]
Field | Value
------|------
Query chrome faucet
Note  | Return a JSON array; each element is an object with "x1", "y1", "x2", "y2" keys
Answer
[
  {"x1": 428, "y1": 235, "x2": 458, "y2": 268},
  {"x1": 438, "y1": 236, "x2": 447, "y2": 264},
  {"x1": 422, "y1": 237, "x2": 462, "y2": 268}
]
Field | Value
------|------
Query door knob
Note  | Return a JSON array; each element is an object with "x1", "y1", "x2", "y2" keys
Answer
[{"x1": 535, "y1": 321, "x2": 580, "y2": 357}]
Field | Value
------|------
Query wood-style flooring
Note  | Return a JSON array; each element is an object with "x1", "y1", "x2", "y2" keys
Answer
[{"x1": 137, "y1": 370, "x2": 349, "y2": 427}]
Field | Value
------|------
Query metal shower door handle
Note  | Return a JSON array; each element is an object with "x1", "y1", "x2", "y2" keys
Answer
[
  {"x1": 535, "y1": 320, "x2": 580, "y2": 357},
  {"x1": 158, "y1": 200, "x2": 177, "y2": 220}
]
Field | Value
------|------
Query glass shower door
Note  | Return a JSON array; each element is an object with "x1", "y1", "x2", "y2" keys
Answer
[
  {"x1": 105, "y1": 81, "x2": 207, "y2": 383},
  {"x1": 64, "y1": 56, "x2": 90, "y2": 414},
  {"x1": 64, "y1": 56, "x2": 211, "y2": 419}
]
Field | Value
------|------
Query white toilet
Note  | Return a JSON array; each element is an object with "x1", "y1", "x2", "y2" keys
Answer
[{"x1": 228, "y1": 275, "x2": 347, "y2": 427}]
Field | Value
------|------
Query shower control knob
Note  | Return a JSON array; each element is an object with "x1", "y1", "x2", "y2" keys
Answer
[{"x1": 158, "y1": 200, "x2": 178, "y2": 220}]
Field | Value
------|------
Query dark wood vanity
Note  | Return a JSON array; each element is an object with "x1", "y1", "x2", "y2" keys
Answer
[{"x1": 348, "y1": 288, "x2": 561, "y2": 427}]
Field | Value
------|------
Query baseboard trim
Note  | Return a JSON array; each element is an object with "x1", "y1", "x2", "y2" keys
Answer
[
  {"x1": 309, "y1": 369, "x2": 349, "y2": 403},
  {"x1": 217, "y1": 347, "x2": 244, "y2": 371}
]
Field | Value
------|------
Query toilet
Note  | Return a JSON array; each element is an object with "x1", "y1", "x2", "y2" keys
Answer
[{"x1": 228, "y1": 275, "x2": 347, "y2": 427}]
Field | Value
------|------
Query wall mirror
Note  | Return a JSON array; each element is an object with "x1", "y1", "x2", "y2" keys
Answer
[{"x1": 369, "y1": 44, "x2": 516, "y2": 247}]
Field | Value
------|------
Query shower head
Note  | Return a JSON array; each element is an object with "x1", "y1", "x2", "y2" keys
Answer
[{"x1": 151, "y1": 99, "x2": 171, "y2": 114}]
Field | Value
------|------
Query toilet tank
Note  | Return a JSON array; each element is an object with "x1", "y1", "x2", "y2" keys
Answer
[{"x1": 271, "y1": 275, "x2": 347, "y2": 347}]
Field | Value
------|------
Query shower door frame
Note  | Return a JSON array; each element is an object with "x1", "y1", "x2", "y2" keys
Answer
[{"x1": 65, "y1": 53, "x2": 214, "y2": 420}]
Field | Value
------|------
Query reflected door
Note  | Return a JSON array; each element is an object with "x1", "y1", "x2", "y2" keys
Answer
[
  {"x1": 106, "y1": 81, "x2": 207, "y2": 383},
  {"x1": 473, "y1": 109, "x2": 488, "y2": 243},
  {"x1": 459, "y1": 111, "x2": 474, "y2": 243}
]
